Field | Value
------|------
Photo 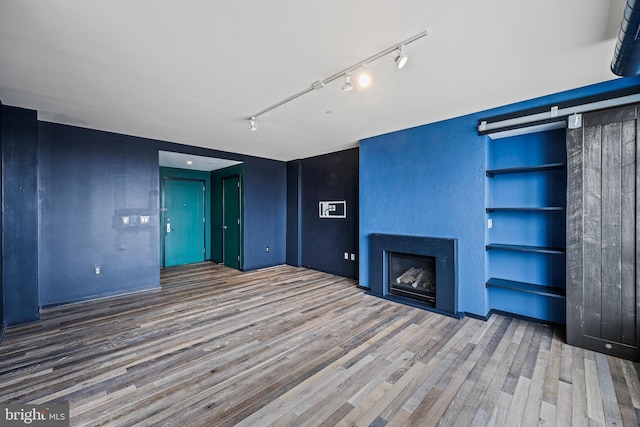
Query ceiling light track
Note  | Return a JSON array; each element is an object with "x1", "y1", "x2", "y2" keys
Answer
[{"x1": 246, "y1": 30, "x2": 428, "y2": 129}]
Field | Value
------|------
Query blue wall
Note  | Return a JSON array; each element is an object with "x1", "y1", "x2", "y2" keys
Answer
[
  {"x1": 0, "y1": 114, "x2": 286, "y2": 323},
  {"x1": 360, "y1": 77, "x2": 640, "y2": 318},
  {"x1": 242, "y1": 160, "x2": 287, "y2": 270},
  {"x1": 299, "y1": 148, "x2": 359, "y2": 279},
  {"x1": 35, "y1": 123, "x2": 286, "y2": 307},
  {"x1": 2, "y1": 106, "x2": 39, "y2": 325},
  {"x1": 360, "y1": 118, "x2": 487, "y2": 314},
  {"x1": 39, "y1": 122, "x2": 161, "y2": 306},
  {"x1": 286, "y1": 160, "x2": 302, "y2": 267}
]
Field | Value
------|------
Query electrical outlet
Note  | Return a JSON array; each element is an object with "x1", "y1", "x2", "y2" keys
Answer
[
  {"x1": 344, "y1": 252, "x2": 349, "y2": 260},
  {"x1": 94, "y1": 265, "x2": 101, "y2": 275},
  {"x1": 488, "y1": 219, "x2": 493, "y2": 229},
  {"x1": 350, "y1": 253, "x2": 356, "y2": 261},
  {"x1": 265, "y1": 246, "x2": 269, "y2": 252}
]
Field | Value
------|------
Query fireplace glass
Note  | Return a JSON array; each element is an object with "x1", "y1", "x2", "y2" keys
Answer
[{"x1": 388, "y1": 252, "x2": 436, "y2": 306}]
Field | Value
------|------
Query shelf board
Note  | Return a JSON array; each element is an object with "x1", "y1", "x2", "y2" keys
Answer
[
  {"x1": 485, "y1": 243, "x2": 565, "y2": 254},
  {"x1": 486, "y1": 277, "x2": 566, "y2": 299},
  {"x1": 486, "y1": 207, "x2": 565, "y2": 212},
  {"x1": 486, "y1": 163, "x2": 566, "y2": 177}
]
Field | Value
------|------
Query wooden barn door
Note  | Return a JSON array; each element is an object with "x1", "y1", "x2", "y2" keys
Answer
[{"x1": 566, "y1": 104, "x2": 640, "y2": 361}]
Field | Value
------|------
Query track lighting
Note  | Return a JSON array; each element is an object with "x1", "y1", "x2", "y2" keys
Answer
[
  {"x1": 246, "y1": 30, "x2": 428, "y2": 130},
  {"x1": 357, "y1": 65, "x2": 372, "y2": 88},
  {"x1": 342, "y1": 72, "x2": 354, "y2": 91},
  {"x1": 392, "y1": 45, "x2": 408, "y2": 70}
]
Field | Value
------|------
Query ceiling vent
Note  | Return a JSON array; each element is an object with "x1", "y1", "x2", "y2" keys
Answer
[{"x1": 612, "y1": 0, "x2": 640, "y2": 76}]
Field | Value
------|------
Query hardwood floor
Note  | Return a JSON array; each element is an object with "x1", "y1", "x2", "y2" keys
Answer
[{"x1": 1, "y1": 263, "x2": 639, "y2": 426}]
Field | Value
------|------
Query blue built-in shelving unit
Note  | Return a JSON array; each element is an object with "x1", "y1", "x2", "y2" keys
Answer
[{"x1": 486, "y1": 128, "x2": 567, "y2": 323}]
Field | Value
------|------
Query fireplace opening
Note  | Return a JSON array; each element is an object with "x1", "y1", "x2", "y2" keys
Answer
[
  {"x1": 370, "y1": 234, "x2": 458, "y2": 317},
  {"x1": 388, "y1": 252, "x2": 436, "y2": 306}
]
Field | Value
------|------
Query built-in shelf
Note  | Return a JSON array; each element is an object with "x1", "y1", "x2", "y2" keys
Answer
[
  {"x1": 486, "y1": 207, "x2": 565, "y2": 213},
  {"x1": 485, "y1": 243, "x2": 565, "y2": 254},
  {"x1": 486, "y1": 128, "x2": 568, "y2": 323},
  {"x1": 486, "y1": 277, "x2": 566, "y2": 299},
  {"x1": 486, "y1": 162, "x2": 566, "y2": 177}
]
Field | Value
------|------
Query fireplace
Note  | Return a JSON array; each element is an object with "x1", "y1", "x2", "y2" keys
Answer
[
  {"x1": 389, "y1": 252, "x2": 436, "y2": 305},
  {"x1": 369, "y1": 234, "x2": 460, "y2": 318}
]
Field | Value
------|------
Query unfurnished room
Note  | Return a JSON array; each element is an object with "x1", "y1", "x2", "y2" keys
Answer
[{"x1": 1, "y1": 1, "x2": 640, "y2": 426}]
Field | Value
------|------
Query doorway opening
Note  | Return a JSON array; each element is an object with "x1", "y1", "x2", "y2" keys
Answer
[
  {"x1": 159, "y1": 151, "x2": 243, "y2": 270},
  {"x1": 222, "y1": 175, "x2": 241, "y2": 269}
]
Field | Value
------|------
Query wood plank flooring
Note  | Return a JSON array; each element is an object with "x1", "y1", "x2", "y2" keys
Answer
[{"x1": 1, "y1": 263, "x2": 639, "y2": 426}]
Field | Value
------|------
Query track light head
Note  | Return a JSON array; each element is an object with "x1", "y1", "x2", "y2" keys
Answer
[
  {"x1": 248, "y1": 117, "x2": 257, "y2": 131},
  {"x1": 342, "y1": 72, "x2": 354, "y2": 91},
  {"x1": 357, "y1": 66, "x2": 372, "y2": 88},
  {"x1": 393, "y1": 45, "x2": 408, "y2": 69}
]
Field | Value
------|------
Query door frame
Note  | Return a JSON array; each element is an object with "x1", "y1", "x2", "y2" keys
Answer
[
  {"x1": 161, "y1": 177, "x2": 207, "y2": 268},
  {"x1": 222, "y1": 175, "x2": 242, "y2": 269}
]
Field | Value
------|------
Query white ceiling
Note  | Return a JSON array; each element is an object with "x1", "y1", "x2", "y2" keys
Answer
[
  {"x1": 0, "y1": 0, "x2": 628, "y2": 162},
  {"x1": 158, "y1": 151, "x2": 241, "y2": 171}
]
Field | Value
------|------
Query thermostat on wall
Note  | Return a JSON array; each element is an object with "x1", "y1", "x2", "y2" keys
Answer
[{"x1": 319, "y1": 201, "x2": 346, "y2": 218}]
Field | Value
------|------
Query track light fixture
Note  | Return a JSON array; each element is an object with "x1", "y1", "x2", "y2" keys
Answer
[
  {"x1": 342, "y1": 72, "x2": 354, "y2": 91},
  {"x1": 392, "y1": 45, "x2": 408, "y2": 69},
  {"x1": 246, "y1": 30, "x2": 428, "y2": 130}
]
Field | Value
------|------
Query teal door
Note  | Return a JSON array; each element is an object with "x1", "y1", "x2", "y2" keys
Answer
[
  {"x1": 164, "y1": 178, "x2": 205, "y2": 267},
  {"x1": 222, "y1": 176, "x2": 241, "y2": 269}
]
